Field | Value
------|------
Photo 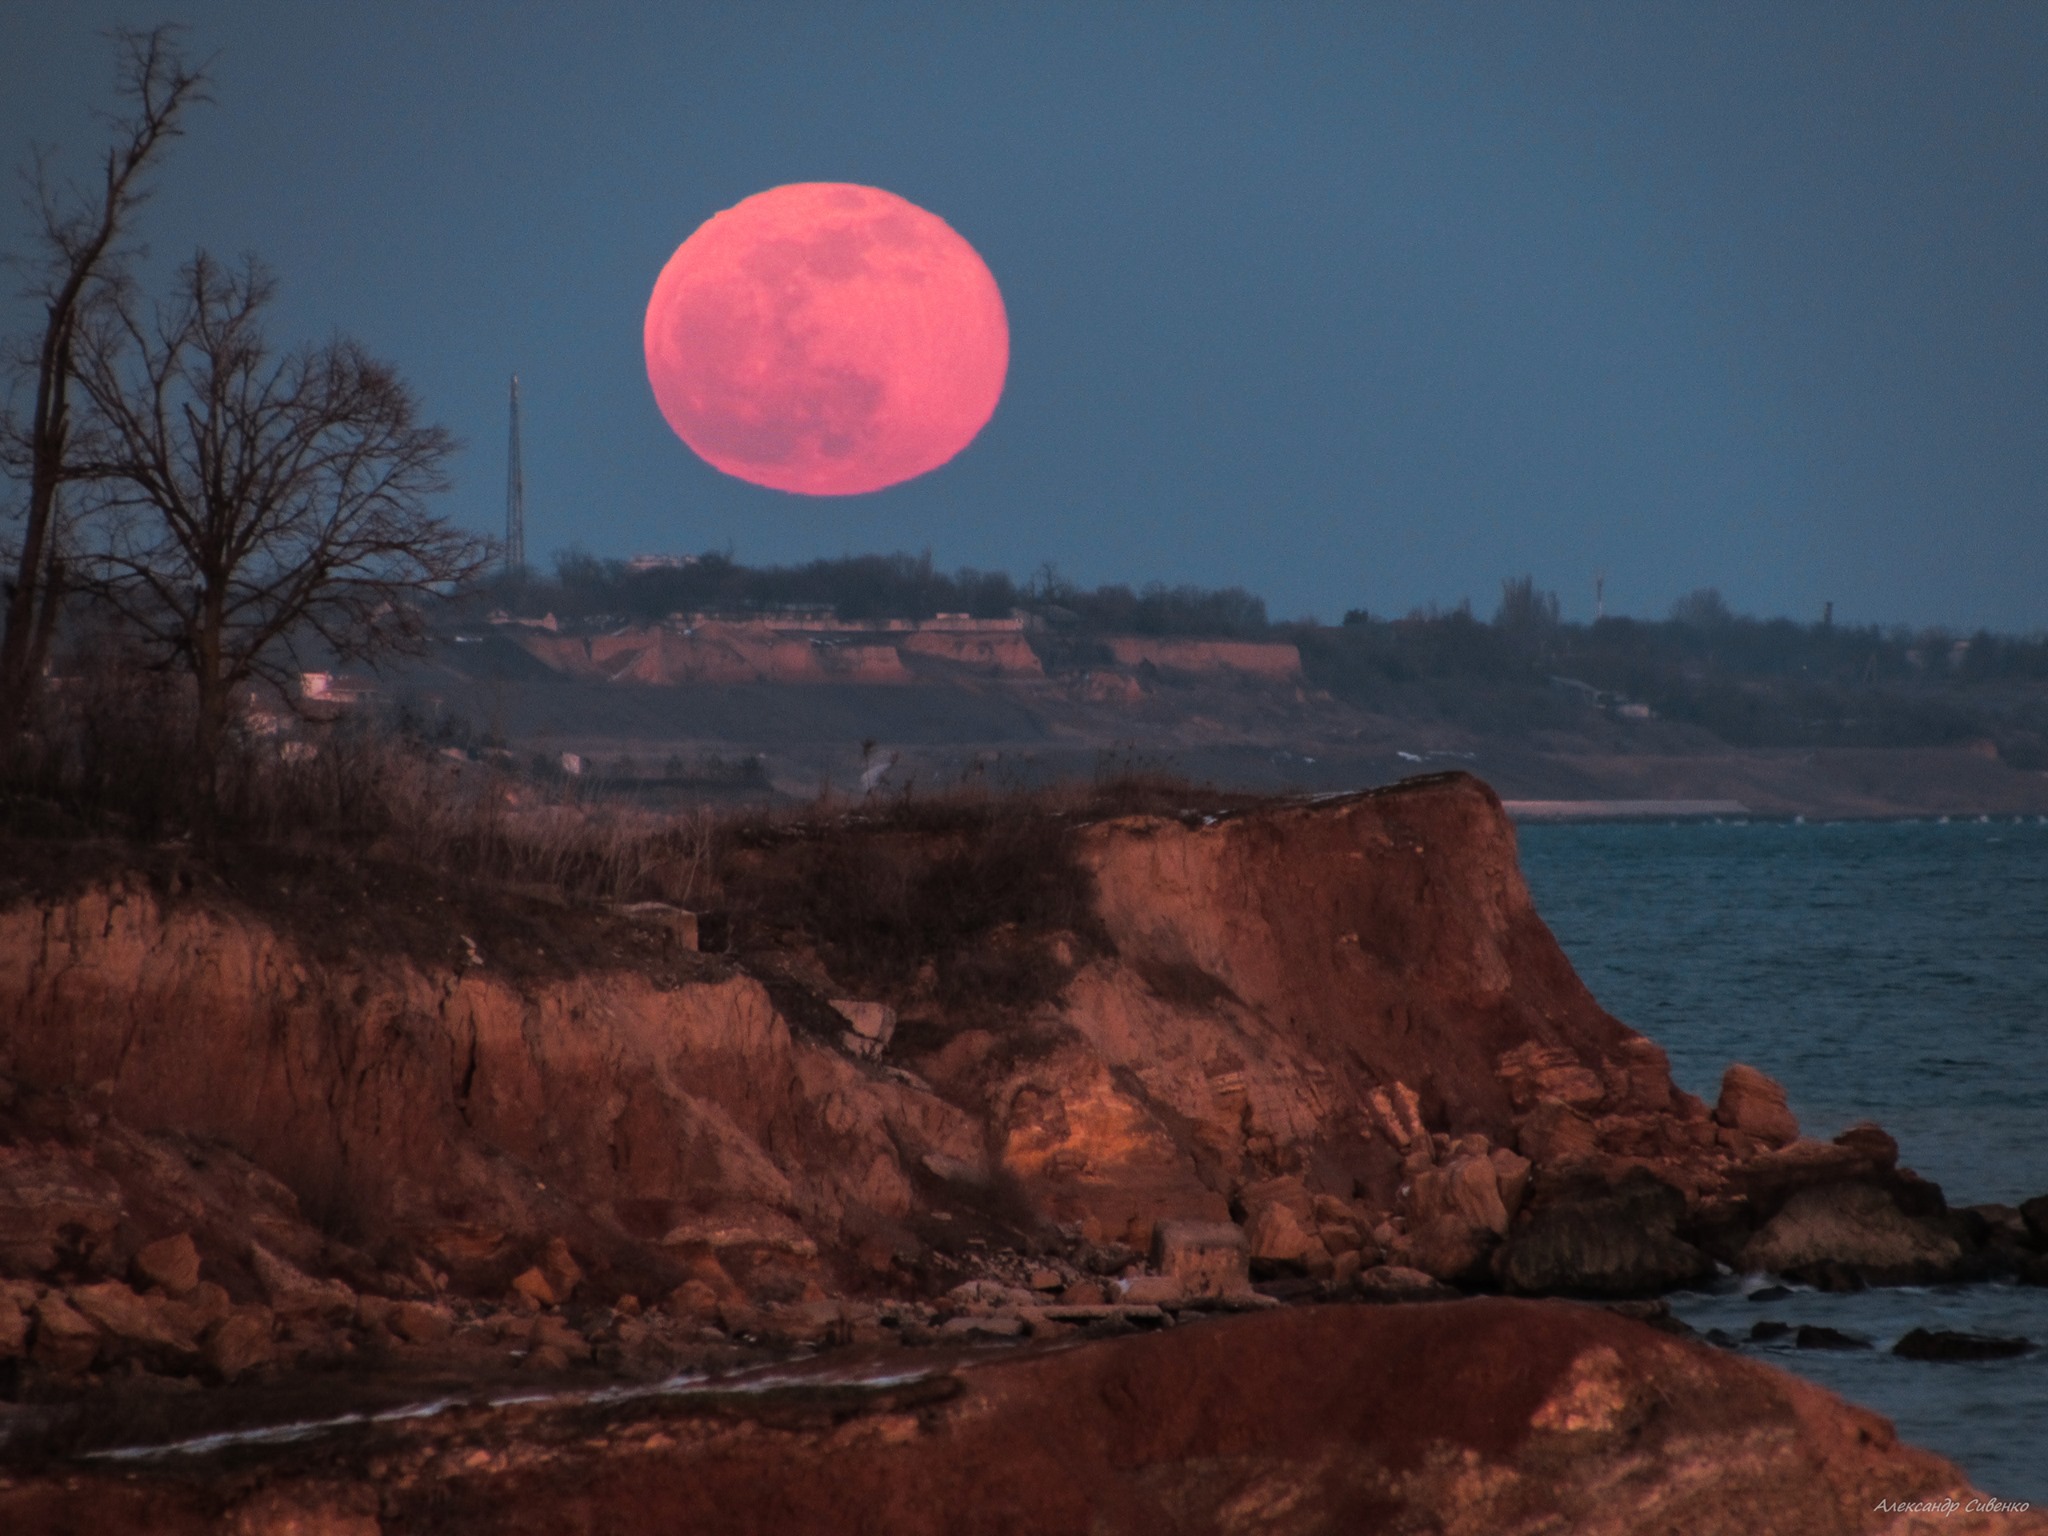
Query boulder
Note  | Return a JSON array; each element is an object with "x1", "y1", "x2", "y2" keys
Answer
[
  {"x1": 66, "y1": 1280, "x2": 200, "y2": 1367},
  {"x1": 529, "y1": 1312, "x2": 590, "y2": 1359},
  {"x1": 0, "y1": 1286, "x2": 31, "y2": 1357},
  {"x1": 665, "y1": 1279, "x2": 721, "y2": 1319},
  {"x1": 1489, "y1": 1148, "x2": 1533, "y2": 1221},
  {"x1": 1956, "y1": 1202, "x2": 2029, "y2": 1250},
  {"x1": 1366, "y1": 1082, "x2": 1427, "y2": 1150},
  {"x1": 1893, "y1": 1328, "x2": 2031, "y2": 1361},
  {"x1": 831, "y1": 999, "x2": 897, "y2": 1060},
  {"x1": 1739, "y1": 1182, "x2": 1963, "y2": 1285},
  {"x1": 1408, "y1": 1155, "x2": 1509, "y2": 1236},
  {"x1": 1244, "y1": 1203, "x2": 1316, "y2": 1275},
  {"x1": 1150, "y1": 1220, "x2": 1251, "y2": 1300},
  {"x1": 1714, "y1": 1064, "x2": 1799, "y2": 1148},
  {"x1": 1496, "y1": 1171, "x2": 1712, "y2": 1298},
  {"x1": 511, "y1": 1267, "x2": 558, "y2": 1309},
  {"x1": 250, "y1": 1243, "x2": 357, "y2": 1321},
  {"x1": 1318, "y1": 1218, "x2": 1367, "y2": 1257},
  {"x1": 2020, "y1": 1193, "x2": 2048, "y2": 1248},
  {"x1": 1392, "y1": 1215, "x2": 1496, "y2": 1286},
  {"x1": 537, "y1": 1236, "x2": 584, "y2": 1302},
  {"x1": 31, "y1": 1291, "x2": 102, "y2": 1373},
  {"x1": 390, "y1": 1299, "x2": 454, "y2": 1345},
  {"x1": 164, "y1": 1280, "x2": 234, "y2": 1337},
  {"x1": 1117, "y1": 1274, "x2": 1184, "y2": 1307},
  {"x1": 1831, "y1": 1122, "x2": 1900, "y2": 1171},
  {"x1": 131, "y1": 1232, "x2": 202, "y2": 1297}
]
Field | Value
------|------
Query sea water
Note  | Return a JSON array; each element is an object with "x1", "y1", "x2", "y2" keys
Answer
[{"x1": 1518, "y1": 817, "x2": 2048, "y2": 1500}]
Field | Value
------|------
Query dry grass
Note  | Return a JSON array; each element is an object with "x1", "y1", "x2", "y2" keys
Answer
[
  {"x1": 1, "y1": 668, "x2": 1268, "y2": 1002},
  {"x1": 1, "y1": 670, "x2": 717, "y2": 909}
]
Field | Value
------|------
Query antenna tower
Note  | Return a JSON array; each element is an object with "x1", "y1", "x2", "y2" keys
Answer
[{"x1": 505, "y1": 374, "x2": 526, "y2": 574}]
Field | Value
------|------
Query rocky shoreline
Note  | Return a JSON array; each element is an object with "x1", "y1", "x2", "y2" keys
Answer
[{"x1": 1, "y1": 772, "x2": 2043, "y2": 1529}]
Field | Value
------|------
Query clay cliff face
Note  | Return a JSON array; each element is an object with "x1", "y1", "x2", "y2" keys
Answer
[
  {"x1": 0, "y1": 777, "x2": 1656, "y2": 1295},
  {"x1": 0, "y1": 773, "x2": 1989, "y2": 1315},
  {"x1": 7, "y1": 772, "x2": 2043, "y2": 1528}
]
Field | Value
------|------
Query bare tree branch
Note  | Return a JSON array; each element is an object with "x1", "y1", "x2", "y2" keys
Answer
[
  {"x1": 66, "y1": 252, "x2": 492, "y2": 823},
  {"x1": 0, "y1": 24, "x2": 211, "y2": 739}
]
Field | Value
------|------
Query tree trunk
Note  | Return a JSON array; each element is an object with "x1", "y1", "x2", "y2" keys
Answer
[
  {"x1": 191, "y1": 615, "x2": 228, "y2": 841},
  {"x1": 0, "y1": 323, "x2": 72, "y2": 742}
]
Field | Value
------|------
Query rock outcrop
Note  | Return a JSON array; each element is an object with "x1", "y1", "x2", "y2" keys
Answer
[
  {"x1": 6, "y1": 772, "x2": 2047, "y2": 1523},
  {"x1": 0, "y1": 775, "x2": 1665, "y2": 1308},
  {"x1": 0, "y1": 772, "x2": 2039, "y2": 1365}
]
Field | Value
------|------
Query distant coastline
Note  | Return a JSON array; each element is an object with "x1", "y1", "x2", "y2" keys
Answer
[{"x1": 1503, "y1": 798, "x2": 1750, "y2": 820}]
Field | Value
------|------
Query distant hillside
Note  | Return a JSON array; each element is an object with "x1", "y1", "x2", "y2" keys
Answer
[{"x1": 467, "y1": 556, "x2": 2048, "y2": 769}]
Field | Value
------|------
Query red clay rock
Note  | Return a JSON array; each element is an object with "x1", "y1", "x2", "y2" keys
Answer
[
  {"x1": 1244, "y1": 1200, "x2": 1316, "y2": 1271},
  {"x1": 31, "y1": 1289, "x2": 100, "y2": 1373},
  {"x1": 6, "y1": 1301, "x2": 2037, "y2": 1535},
  {"x1": 537, "y1": 1235, "x2": 583, "y2": 1298},
  {"x1": 1408, "y1": 1151, "x2": 1511, "y2": 1235},
  {"x1": 0, "y1": 778, "x2": 1969, "y2": 1317},
  {"x1": 1834, "y1": 1120, "x2": 1902, "y2": 1169},
  {"x1": 1392, "y1": 1213, "x2": 1498, "y2": 1284},
  {"x1": 132, "y1": 1231, "x2": 202, "y2": 1296},
  {"x1": 66, "y1": 1278, "x2": 200, "y2": 1366},
  {"x1": 0, "y1": 1284, "x2": 28, "y2": 1356},
  {"x1": 251, "y1": 1242, "x2": 356, "y2": 1321},
  {"x1": 1716, "y1": 1062, "x2": 1801, "y2": 1148},
  {"x1": 1490, "y1": 1145, "x2": 1533, "y2": 1217},
  {"x1": 1150, "y1": 1218, "x2": 1251, "y2": 1299},
  {"x1": 390, "y1": 1298, "x2": 454, "y2": 1345},
  {"x1": 0, "y1": 780, "x2": 1613, "y2": 1297},
  {"x1": 203, "y1": 1306, "x2": 278, "y2": 1381}
]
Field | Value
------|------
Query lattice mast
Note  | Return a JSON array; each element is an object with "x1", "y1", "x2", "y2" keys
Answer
[{"x1": 505, "y1": 374, "x2": 526, "y2": 573}]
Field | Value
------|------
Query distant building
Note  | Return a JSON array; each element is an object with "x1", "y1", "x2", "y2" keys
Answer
[
  {"x1": 299, "y1": 671, "x2": 377, "y2": 705},
  {"x1": 486, "y1": 610, "x2": 560, "y2": 631},
  {"x1": 627, "y1": 553, "x2": 700, "y2": 572}
]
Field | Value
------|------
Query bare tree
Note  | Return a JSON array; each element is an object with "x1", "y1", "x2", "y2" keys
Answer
[
  {"x1": 68, "y1": 252, "x2": 492, "y2": 818},
  {"x1": 0, "y1": 25, "x2": 209, "y2": 741}
]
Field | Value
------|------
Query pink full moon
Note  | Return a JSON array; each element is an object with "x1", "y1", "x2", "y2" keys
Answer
[{"x1": 643, "y1": 183, "x2": 1009, "y2": 496}]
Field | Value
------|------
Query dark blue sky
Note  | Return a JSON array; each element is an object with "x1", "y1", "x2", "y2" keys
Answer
[{"x1": 5, "y1": 3, "x2": 2044, "y2": 630}]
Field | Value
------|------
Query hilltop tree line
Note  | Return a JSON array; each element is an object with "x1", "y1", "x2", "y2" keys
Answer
[
  {"x1": 488, "y1": 549, "x2": 1273, "y2": 638},
  {"x1": 486, "y1": 553, "x2": 2048, "y2": 762}
]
